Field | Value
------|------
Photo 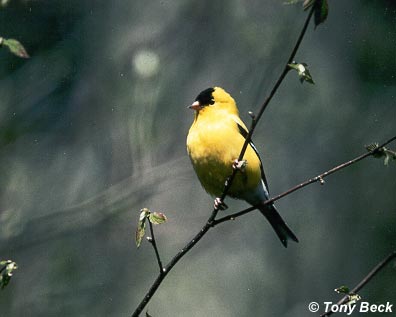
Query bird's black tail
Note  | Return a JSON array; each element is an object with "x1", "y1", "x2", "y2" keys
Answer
[{"x1": 258, "y1": 204, "x2": 298, "y2": 248}]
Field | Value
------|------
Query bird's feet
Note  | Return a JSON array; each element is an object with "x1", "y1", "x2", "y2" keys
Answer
[
  {"x1": 232, "y1": 159, "x2": 247, "y2": 172},
  {"x1": 214, "y1": 197, "x2": 228, "y2": 211}
]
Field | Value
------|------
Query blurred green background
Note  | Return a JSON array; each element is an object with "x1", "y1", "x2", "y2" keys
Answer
[{"x1": 1, "y1": 0, "x2": 395, "y2": 316}]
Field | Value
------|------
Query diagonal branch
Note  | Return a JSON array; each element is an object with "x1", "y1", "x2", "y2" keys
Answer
[
  {"x1": 132, "y1": 133, "x2": 396, "y2": 317},
  {"x1": 132, "y1": 4, "x2": 319, "y2": 316},
  {"x1": 132, "y1": 220, "x2": 213, "y2": 317},
  {"x1": 320, "y1": 251, "x2": 396, "y2": 317},
  {"x1": 217, "y1": 3, "x2": 316, "y2": 207},
  {"x1": 213, "y1": 135, "x2": 396, "y2": 226}
]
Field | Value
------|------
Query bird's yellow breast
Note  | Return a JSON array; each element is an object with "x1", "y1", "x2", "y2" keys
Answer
[{"x1": 186, "y1": 106, "x2": 262, "y2": 199}]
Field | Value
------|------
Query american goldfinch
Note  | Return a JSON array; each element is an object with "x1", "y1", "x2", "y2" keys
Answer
[{"x1": 186, "y1": 87, "x2": 298, "y2": 247}]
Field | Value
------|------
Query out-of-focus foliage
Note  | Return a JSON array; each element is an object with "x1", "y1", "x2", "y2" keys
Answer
[
  {"x1": 0, "y1": 260, "x2": 18, "y2": 289},
  {"x1": 285, "y1": 0, "x2": 329, "y2": 27},
  {"x1": 312, "y1": 0, "x2": 328, "y2": 27},
  {"x1": 1, "y1": 0, "x2": 11, "y2": 7},
  {"x1": 0, "y1": 1, "x2": 395, "y2": 316},
  {"x1": 0, "y1": 37, "x2": 29, "y2": 58}
]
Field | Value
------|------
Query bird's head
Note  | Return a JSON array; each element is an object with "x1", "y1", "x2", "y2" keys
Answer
[{"x1": 189, "y1": 87, "x2": 239, "y2": 116}]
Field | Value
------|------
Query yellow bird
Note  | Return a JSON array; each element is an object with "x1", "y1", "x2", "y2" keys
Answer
[{"x1": 186, "y1": 87, "x2": 298, "y2": 247}]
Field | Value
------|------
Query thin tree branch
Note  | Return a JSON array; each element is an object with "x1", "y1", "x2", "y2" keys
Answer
[
  {"x1": 217, "y1": 3, "x2": 316, "y2": 206},
  {"x1": 133, "y1": 137, "x2": 396, "y2": 317},
  {"x1": 132, "y1": 219, "x2": 213, "y2": 317},
  {"x1": 320, "y1": 251, "x2": 396, "y2": 317},
  {"x1": 148, "y1": 221, "x2": 164, "y2": 274},
  {"x1": 213, "y1": 135, "x2": 396, "y2": 226},
  {"x1": 132, "y1": 4, "x2": 318, "y2": 316}
]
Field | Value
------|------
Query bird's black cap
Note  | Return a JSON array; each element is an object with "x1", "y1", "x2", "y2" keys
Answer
[{"x1": 195, "y1": 87, "x2": 215, "y2": 106}]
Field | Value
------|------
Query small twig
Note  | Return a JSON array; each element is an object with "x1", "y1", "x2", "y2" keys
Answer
[
  {"x1": 211, "y1": 206, "x2": 256, "y2": 226},
  {"x1": 267, "y1": 135, "x2": 396, "y2": 204},
  {"x1": 132, "y1": 220, "x2": 213, "y2": 317},
  {"x1": 132, "y1": 134, "x2": 396, "y2": 317},
  {"x1": 320, "y1": 251, "x2": 396, "y2": 317},
  {"x1": 148, "y1": 221, "x2": 164, "y2": 274},
  {"x1": 213, "y1": 135, "x2": 396, "y2": 226},
  {"x1": 132, "y1": 5, "x2": 319, "y2": 316},
  {"x1": 217, "y1": 4, "x2": 316, "y2": 207}
]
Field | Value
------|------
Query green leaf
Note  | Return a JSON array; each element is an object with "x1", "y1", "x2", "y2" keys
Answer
[
  {"x1": 383, "y1": 150, "x2": 396, "y2": 166},
  {"x1": 0, "y1": 260, "x2": 18, "y2": 289},
  {"x1": 346, "y1": 293, "x2": 362, "y2": 306},
  {"x1": 334, "y1": 285, "x2": 350, "y2": 294},
  {"x1": 386, "y1": 149, "x2": 396, "y2": 162},
  {"x1": 384, "y1": 153, "x2": 390, "y2": 166},
  {"x1": 149, "y1": 212, "x2": 167, "y2": 225},
  {"x1": 286, "y1": 0, "x2": 329, "y2": 27},
  {"x1": 314, "y1": 0, "x2": 328, "y2": 27},
  {"x1": 135, "y1": 208, "x2": 150, "y2": 247},
  {"x1": 135, "y1": 221, "x2": 146, "y2": 248},
  {"x1": 366, "y1": 143, "x2": 396, "y2": 165},
  {"x1": 334, "y1": 285, "x2": 361, "y2": 306},
  {"x1": 288, "y1": 62, "x2": 315, "y2": 84},
  {"x1": 365, "y1": 143, "x2": 382, "y2": 157},
  {"x1": 1, "y1": 38, "x2": 30, "y2": 58},
  {"x1": 139, "y1": 208, "x2": 150, "y2": 222}
]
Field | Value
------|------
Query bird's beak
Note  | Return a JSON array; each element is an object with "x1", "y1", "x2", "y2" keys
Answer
[{"x1": 188, "y1": 101, "x2": 201, "y2": 110}]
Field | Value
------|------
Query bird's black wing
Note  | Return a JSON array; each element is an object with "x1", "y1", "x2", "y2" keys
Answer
[{"x1": 236, "y1": 123, "x2": 270, "y2": 193}]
